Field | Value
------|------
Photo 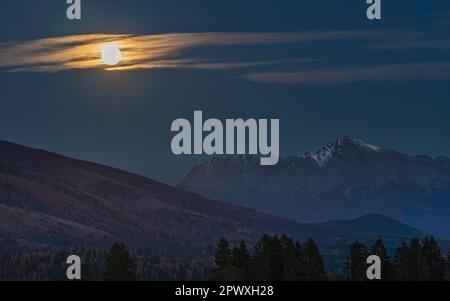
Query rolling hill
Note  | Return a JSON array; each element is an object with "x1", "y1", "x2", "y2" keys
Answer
[{"x1": 0, "y1": 140, "x2": 424, "y2": 257}]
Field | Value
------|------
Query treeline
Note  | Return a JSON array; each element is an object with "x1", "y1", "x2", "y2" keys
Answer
[
  {"x1": 1, "y1": 236, "x2": 449, "y2": 281},
  {"x1": 213, "y1": 234, "x2": 450, "y2": 281},
  {"x1": 213, "y1": 235, "x2": 325, "y2": 281},
  {"x1": 0, "y1": 244, "x2": 214, "y2": 281},
  {"x1": 347, "y1": 236, "x2": 449, "y2": 281},
  {"x1": 0, "y1": 246, "x2": 105, "y2": 281}
]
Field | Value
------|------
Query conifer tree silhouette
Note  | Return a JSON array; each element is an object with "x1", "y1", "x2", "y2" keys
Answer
[{"x1": 104, "y1": 243, "x2": 136, "y2": 281}]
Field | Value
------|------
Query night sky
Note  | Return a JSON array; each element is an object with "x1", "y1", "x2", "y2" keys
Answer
[{"x1": 1, "y1": 0, "x2": 450, "y2": 184}]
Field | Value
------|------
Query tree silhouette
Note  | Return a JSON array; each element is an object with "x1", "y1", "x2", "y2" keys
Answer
[
  {"x1": 81, "y1": 263, "x2": 94, "y2": 281},
  {"x1": 232, "y1": 241, "x2": 251, "y2": 269},
  {"x1": 279, "y1": 236, "x2": 301, "y2": 281},
  {"x1": 215, "y1": 237, "x2": 233, "y2": 270},
  {"x1": 422, "y1": 236, "x2": 447, "y2": 281},
  {"x1": 247, "y1": 234, "x2": 325, "y2": 281},
  {"x1": 371, "y1": 238, "x2": 395, "y2": 281},
  {"x1": 393, "y1": 242, "x2": 410, "y2": 281},
  {"x1": 213, "y1": 237, "x2": 243, "y2": 281},
  {"x1": 347, "y1": 240, "x2": 369, "y2": 281},
  {"x1": 231, "y1": 240, "x2": 251, "y2": 279},
  {"x1": 252, "y1": 234, "x2": 284, "y2": 281},
  {"x1": 303, "y1": 238, "x2": 325, "y2": 281},
  {"x1": 447, "y1": 251, "x2": 450, "y2": 280},
  {"x1": 408, "y1": 238, "x2": 426, "y2": 281},
  {"x1": 103, "y1": 243, "x2": 136, "y2": 281}
]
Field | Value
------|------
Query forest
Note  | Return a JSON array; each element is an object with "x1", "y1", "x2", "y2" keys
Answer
[{"x1": 0, "y1": 235, "x2": 449, "y2": 281}]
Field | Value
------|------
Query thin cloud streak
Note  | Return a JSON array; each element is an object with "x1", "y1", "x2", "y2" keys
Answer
[
  {"x1": 0, "y1": 30, "x2": 380, "y2": 72},
  {"x1": 243, "y1": 62, "x2": 450, "y2": 85},
  {"x1": 2, "y1": 30, "x2": 447, "y2": 86}
]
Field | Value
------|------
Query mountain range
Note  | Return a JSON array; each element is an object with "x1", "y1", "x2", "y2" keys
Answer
[
  {"x1": 0, "y1": 139, "x2": 426, "y2": 258},
  {"x1": 179, "y1": 136, "x2": 450, "y2": 239}
]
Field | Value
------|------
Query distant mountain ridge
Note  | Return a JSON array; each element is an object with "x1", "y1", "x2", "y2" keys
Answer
[
  {"x1": 0, "y1": 139, "x2": 424, "y2": 256},
  {"x1": 179, "y1": 136, "x2": 450, "y2": 238}
]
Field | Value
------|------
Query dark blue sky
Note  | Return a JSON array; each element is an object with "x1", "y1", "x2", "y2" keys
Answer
[{"x1": 1, "y1": 0, "x2": 450, "y2": 184}]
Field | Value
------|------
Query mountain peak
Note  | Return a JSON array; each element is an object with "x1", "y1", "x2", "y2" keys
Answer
[
  {"x1": 305, "y1": 136, "x2": 384, "y2": 167},
  {"x1": 336, "y1": 136, "x2": 381, "y2": 150},
  {"x1": 180, "y1": 136, "x2": 450, "y2": 238}
]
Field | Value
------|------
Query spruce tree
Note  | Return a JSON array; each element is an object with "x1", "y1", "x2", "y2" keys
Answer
[
  {"x1": 266, "y1": 235, "x2": 284, "y2": 281},
  {"x1": 393, "y1": 242, "x2": 410, "y2": 281},
  {"x1": 81, "y1": 263, "x2": 95, "y2": 281},
  {"x1": 422, "y1": 236, "x2": 447, "y2": 281},
  {"x1": 447, "y1": 251, "x2": 450, "y2": 281},
  {"x1": 231, "y1": 240, "x2": 251, "y2": 280},
  {"x1": 103, "y1": 243, "x2": 136, "y2": 281},
  {"x1": 371, "y1": 238, "x2": 395, "y2": 281},
  {"x1": 279, "y1": 235, "x2": 300, "y2": 281},
  {"x1": 295, "y1": 241, "x2": 308, "y2": 280},
  {"x1": 408, "y1": 237, "x2": 426, "y2": 281},
  {"x1": 347, "y1": 241, "x2": 369, "y2": 281},
  {"x1": 252, "y1": 234, "x2": 284, "y2": 281},
  {"x1": 213, "y1": 238, "x2": 243, "y2": 281},
  {"x1": 303, "y1": 238, "x2": 325, "y2": 281},
  {"x1": 232, "y1": 240, "x2": 251, "y2": 270},
  {"x1": 215, "y1": 237, "x2": 233, "y2": 270}
]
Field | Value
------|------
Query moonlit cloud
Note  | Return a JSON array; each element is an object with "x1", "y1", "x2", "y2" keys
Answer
[
  {"x1": 1, "y1": 30, "x2": 449, "y2": 85},
  {"x1": 0, "y1": 30, "x2": 378, "y2": 72},
  {"x1": 242, "y1": 62, "x2": 450, "y2": 85}
]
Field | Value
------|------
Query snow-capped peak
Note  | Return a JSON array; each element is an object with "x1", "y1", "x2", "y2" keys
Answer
[
  {"x1": 336, "y1": 136, "x2": 383, "y2": 152},
  {"x1": 309, "y1": 143, "x2": 335, "y2": 168},
  {"x1": 305, "y1": 136, "x2": 384, "y2": 168}
]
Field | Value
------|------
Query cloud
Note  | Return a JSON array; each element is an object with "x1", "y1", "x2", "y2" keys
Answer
[
  {"x1": 1, "y1": 30, "x2": 448, "y2": 86},
  {"x1": 242, "y1": 62, "x2": 450, "y2": 85},
  {"x1": 367, "y1": 40, "x2": 450, "y2": 51},
  {"x1": 0, "y1": 30, "x2": 378, "y2": 72}
]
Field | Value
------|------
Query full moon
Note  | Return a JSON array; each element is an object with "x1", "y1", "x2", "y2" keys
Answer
[{"x1": 101, "y1": 43, "x2": 122, "y2": 66}]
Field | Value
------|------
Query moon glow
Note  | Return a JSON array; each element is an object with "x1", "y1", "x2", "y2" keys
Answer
[{"x1": 101, "y1": 43, "x2": 122, "y2": 66}]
